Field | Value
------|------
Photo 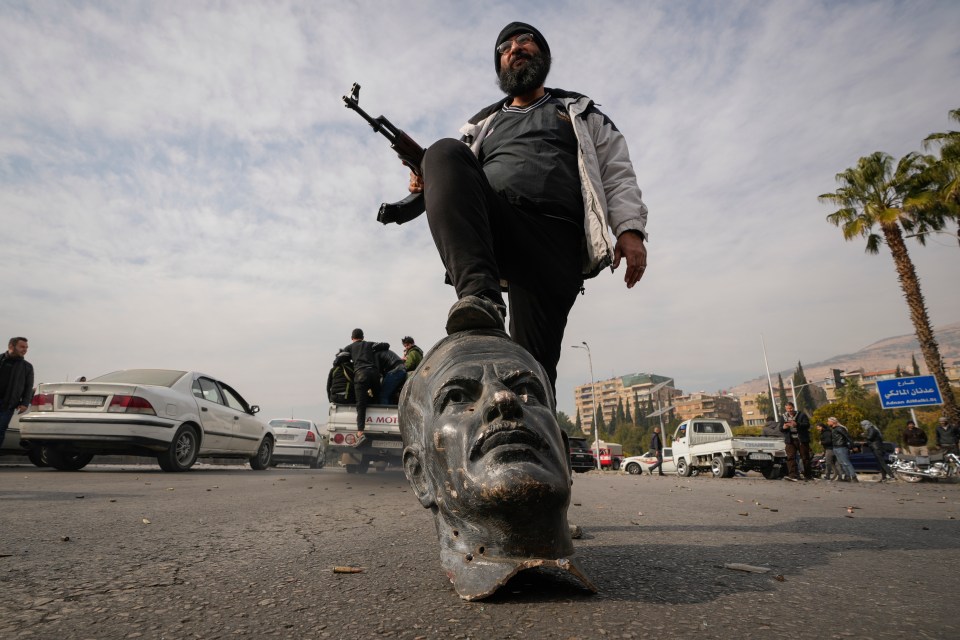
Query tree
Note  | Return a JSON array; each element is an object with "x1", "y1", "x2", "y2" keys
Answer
[
  {"x1": 625, "y1": 402, "x2": 633, "y2": 426},
  {"x1": 756, "y1": 392, "x2": 773, "y2": 419},
  {"x1": 793, "y1": 361, "x2": 816, "y2": 415},
  {"x1": 776, "y1": 373, "x2": 789, "y2": 412},
  {"x1": 911, "y1": 353, "x2": 921, "y2": 376},
  {"x1": 595, "y1": 407, "x2": 607, "y2": 440},
  {"x1": 921, "y1": 107, "x2": 960, "y2": 211},
  {"x1": 820, "y1": 150, "x2": 959, "y2": 424},
  {"x1": 575, "y1": 409, "x2": 582, "y2": 436},
  {"x1": 556, "y1": 410, "x2": 582, "y2": 437}
]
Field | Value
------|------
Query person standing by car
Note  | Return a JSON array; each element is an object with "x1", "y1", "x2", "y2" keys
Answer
[
  {"x1": 649, "y1": 426, "x2": 664, "y2": 476},
  {"x1": 860, "y1": 420, "x2": 895, "y2": 482},
  {"x1": 779, "y1": 402, "x2": 812, "y2": 481},
  {"x1": 902, "y1": 420, "x2": 928, "y2": 456},
  {"x1": 817, "y1": 422, "x2": 840, "y2": 481},
  {"x1": 935, "y1": 416, "x2": 960, "y2": 455},
  {"x1": 342, "y1": 329, "x2": 380, "y2": 445},
  {"x1": 828, "y1": 417, "x2": 858, "y2": 482},
  {"x1": 401, "y1": 336, "x2": 423, "y2": 376},
  {"x1": 0, "y1": 337, "x2": 33, "y2": 447}
]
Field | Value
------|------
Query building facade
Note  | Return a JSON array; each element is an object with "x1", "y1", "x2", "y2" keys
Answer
[
  {"x1": 573, "y1": 373, "x2": 679, "y2": 435},
  {"x1": 671, "y1": 392, "x2": 743, "y2": 424}
]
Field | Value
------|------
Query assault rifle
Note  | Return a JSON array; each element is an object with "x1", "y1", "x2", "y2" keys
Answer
[{"x1": 342, "y1": 83, "x2": 426, "y2": 225}]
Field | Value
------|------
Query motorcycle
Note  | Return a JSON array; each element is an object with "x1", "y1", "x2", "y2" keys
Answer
[{"x1": 890, "y1": 451, "x2": 960, "y2": 483}]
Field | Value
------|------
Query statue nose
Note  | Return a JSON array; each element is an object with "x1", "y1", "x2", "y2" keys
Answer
[{"x1": 487, "y1": 389, "x2": 522, "y2": 421}]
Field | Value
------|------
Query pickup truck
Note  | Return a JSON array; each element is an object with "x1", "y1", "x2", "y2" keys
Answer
[
  {"x1": 325, "y1": 404, "x2": 402, "y2": 474},
  {"x1": 671, "y1": 418, "x2": 787, "y2": 479}
]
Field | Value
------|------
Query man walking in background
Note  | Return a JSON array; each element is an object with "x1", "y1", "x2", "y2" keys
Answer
[{"x1": 649, "y1": 426, "x2": 664, "y2": 476}]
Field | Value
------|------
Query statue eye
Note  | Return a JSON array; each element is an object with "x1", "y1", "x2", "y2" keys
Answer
[
  {"x1": 438, "y1": 383, "x2": 479, "y2": 411},
  {"x1": 512, "y1": 380, "x2": 545, "y2": 405}
]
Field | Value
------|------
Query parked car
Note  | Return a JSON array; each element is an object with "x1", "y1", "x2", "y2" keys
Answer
[
  {"x1": 621, "y1": 447, "x2": 679, "y2": 475},
  {"x1": 568, "y1": 436, "x2": 596, "y2": 473},
  {"x1": 19, "y1": 369, "x2": 274, "y2": 472},
  {"x1": 268, "y1": 418, "x2": 325, "y2": 468},
  {"x1": 811, "y1": 441, "x2": 897, "y2": 476}
]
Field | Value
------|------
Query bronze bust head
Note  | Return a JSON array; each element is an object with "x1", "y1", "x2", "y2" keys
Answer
[{"x1": 399, "y1": 328, "x2": 595, "y2": 600}]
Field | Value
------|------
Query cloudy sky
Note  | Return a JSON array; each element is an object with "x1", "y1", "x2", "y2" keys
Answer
[{"x1": 3, "y1": 0, "x2": 959, "y2": 422}]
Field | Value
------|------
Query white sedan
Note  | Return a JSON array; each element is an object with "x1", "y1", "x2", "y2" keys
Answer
[
  {"x1": 268, "y1": 418, "x2": 326, "y2": 468},
  {"x1": 621, "y1": 448, "x2": 680, "y2": 476},
  {"x1": 19, "y1": 369, "x2": 274, "y2": 472}
]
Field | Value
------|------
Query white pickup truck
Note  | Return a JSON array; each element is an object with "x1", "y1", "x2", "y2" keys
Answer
[
  {"x1": 325, "y1": 404, "x2": 402, "y2": 474},
  {"x1": 671, "y1": 418, "x2": 787, "y2": 479}
]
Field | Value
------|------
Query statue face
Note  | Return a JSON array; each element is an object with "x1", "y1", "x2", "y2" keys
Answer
[{"x1": 404, "y1": 334, "x2": 570, "y2": 517}]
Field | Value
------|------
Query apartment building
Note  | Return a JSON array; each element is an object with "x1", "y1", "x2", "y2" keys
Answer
[
  {"x1": 671, "y1": 392, "x2": 743, "y2": 424},
  {"x1": 573, "y1": 373, "x2": 679, "y2": 435}
]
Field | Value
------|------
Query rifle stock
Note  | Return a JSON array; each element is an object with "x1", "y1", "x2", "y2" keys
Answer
[{"x1": 343, "y1": 83, "x2": 426, "y2": 225}]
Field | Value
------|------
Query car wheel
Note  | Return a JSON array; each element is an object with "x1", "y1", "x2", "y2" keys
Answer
[
  {"x1": 27, "y1": 446, "x2": 49, "y2": 468},
  {"x1": 158, "y1": 425, "x2": 199, "y2": 472},
  {"x1": 710, "y1": 456, "x2": 726, "y2": 478},
  {"x1": 313, "y1": 449, "x2": 326, "y2": 469},
  {"x1": 626, "y1": 462, "x2": 641, "y2": 475},
  {"x1": 676, "y1": 457, "x2": 692, "y2": 477},
  {"x1": 46, "y1": 447, "x2": 94, "y2": 471},
  {"x1": 895, "y1": 470, "x2": 922, "y2": 483},
  {"x1": 249, "y1": 437, "x2": 273, "y2": 470}
]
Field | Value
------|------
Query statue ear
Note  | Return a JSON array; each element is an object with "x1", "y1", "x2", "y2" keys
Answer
[{"x1": 403, "y1": 445, "x2": 436, "y2": 508}]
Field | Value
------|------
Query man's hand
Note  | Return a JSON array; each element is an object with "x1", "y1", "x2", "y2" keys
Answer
[
  {"x1": 409, "y1": 171, "x2": 423, "y2": 193},
  {"x1": 613, "y1": 230, "x2": 647, "y2": 288},
  {"x1": 17, "y1": 405, "x2": 27, "y2": 414}
]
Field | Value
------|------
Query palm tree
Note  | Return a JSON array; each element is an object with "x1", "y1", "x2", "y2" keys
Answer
[
  {"x1": 922, "y1": 107, "x2": 960, "y2": 208},
  {"x1": 819, "y1": 151, "x2": 958, "y2": 423}
]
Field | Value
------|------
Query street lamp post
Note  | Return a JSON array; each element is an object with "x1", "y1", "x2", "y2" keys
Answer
[
  {"x1": 571, "y1": 342, "x2": 602, "y2": 471},
  {"x1": 785, "y1": 378, "x2": 823, "y2": 411}
]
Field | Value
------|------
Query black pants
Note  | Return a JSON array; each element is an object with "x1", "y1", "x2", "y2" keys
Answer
[
  {"x1": 650, "y1": 453, "x2": 664, "y2": 475},
  {"x1": 868, "y1": 442, "x2": 894, "y2": 479},
  {"x1": 353, "y1": 368, "x2": 379, "y2": 431},
  {"x1": 785, "y1": 440, "x2": 812, "y2": 479},
  {"x1": 422, "y1": 139, "x2": 584, "y2": 388}
]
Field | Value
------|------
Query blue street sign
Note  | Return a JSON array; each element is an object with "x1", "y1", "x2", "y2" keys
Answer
[{"x1": 876, "y1": 375, "x2": 943, "y2": 409}]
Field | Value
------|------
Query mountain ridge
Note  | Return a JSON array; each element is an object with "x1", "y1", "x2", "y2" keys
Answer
[{"x1": 730, "y1": 321, "x2": 960, "y2": 394}]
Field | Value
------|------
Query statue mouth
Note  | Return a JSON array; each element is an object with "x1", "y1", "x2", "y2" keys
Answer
[{"x1": 469, "y1": 422, "x2": 548, "y2": 462}]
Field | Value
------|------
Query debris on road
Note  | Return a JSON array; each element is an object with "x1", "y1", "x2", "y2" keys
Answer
[
  {"x1": 333, "y1": 566, "x2": 365, "y2": 574},
  {"x1": 722, "y1": 563, "x2": 770, "y2": 574}
]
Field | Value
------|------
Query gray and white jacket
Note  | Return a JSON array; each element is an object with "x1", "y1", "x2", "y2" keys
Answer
[{"x1": 458, "y1": 88, "x2": 648, "y2": 279}]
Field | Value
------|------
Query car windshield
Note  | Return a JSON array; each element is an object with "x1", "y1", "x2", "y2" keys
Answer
[
  {"x1": 269, "y1": 420, "x2": 311, "y2": 430},
  {"x1": 90, "y1": 369, "x2": 188, "y2": 387},
  {"x1": 569, "y1": 439, "x2": 590, "y2": 451}
]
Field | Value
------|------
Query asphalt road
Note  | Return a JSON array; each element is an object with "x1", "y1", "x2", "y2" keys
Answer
[{"x1": 1, "y1": 461, "x2": 958, "y2": 640}]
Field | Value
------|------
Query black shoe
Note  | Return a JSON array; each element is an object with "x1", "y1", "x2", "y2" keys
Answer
[{"x1": 445, "y1": 295, "x2": 506, "y2": 335}]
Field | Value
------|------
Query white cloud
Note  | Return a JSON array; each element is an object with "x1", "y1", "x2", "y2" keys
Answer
[{"x1": 2, "y1": 0, "x2": 958, "y2": 422}]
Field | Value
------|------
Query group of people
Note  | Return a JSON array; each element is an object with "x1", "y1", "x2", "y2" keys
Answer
[
  {"x1": 326, "y1": 330, "x2": 424, "y2": 444},
  {"x1": 770, "y1": 400, "x2": 959, "y2": 483}
]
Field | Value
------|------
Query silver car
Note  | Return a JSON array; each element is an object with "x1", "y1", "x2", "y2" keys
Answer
[
  {"x1": 19, "y1": 369, "x2": 274, "y2": 472},
  {"x1": 268, "y1": 419, "x2": 326, "y2": 468},
  {"x1": 621, "y1": 448, "x2": 679, "y2": 475}
]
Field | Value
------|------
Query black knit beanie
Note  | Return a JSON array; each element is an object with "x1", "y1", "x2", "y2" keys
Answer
[{"x1": 495, "y1": 22, "x2": 550, "y2": 73}]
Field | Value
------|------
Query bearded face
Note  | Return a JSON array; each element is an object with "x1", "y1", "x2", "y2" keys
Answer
[{"x1": 498, "y1": 49, "x2": 551, "y2": 97}]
